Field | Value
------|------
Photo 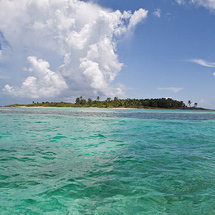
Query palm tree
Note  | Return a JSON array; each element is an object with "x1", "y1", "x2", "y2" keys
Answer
[
  {"x1": 194, "y1": 103, "x2": 198, "y2": 108},
  {"x1": 75, "y1": 97, "x2": 80, "y2": 104},
  {"x1": 113, "y1": 97, "x2": 119, "y2": 107},
  {"x1": 97, "y1": 96, "x2": 100, "y2": 101},
  {"x1": 188, "y1": 100, "x2": 191, "y2": 107},
  {"x1": 106, "y1": 97, "x2": 111, "y2": 102},
  {"x1": 88, "y1": 98, "x2": 92, "y2": 106},
  {"x1": 104, "y1": 97, "x2": 111, "y2": 108}
]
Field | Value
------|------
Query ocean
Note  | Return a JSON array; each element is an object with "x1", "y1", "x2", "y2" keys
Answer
[{"x1": 0, "y1": 107, "x2": 215, "y2": 214}]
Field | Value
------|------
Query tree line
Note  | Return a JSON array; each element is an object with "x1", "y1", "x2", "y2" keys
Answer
[
  {"x1": 75, "y1": 97, "x2": 187, "y2": 109},
  {"x1": 6, "y1": 97, "x2": 203, "y2": 109},
  {"x1": 8, "y1": 97, "x2": 202, "y2": 109}
]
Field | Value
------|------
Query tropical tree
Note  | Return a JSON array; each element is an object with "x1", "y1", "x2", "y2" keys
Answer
[
  {"x1": 97, "y1": 96, "x2": 100, "y2": 101},
  {"x1": 80, "y1": 99, "x2": 87, "y2": 105},
  {"x1": 104, "y1": 97, "x2": 111, "y2": 108},
  {"x1": 188, "y1": 100, "x2": 191, "y2": 107},
  {"x1": 194, "y1": 102, "x2": 198, "y2": 108},
  {"x1": 106, "y1": 97, "x2": 111, "y2": 102},
  {"x1": 88, "y1": 98, "x2": 92, "y2": 106},
  {"x1": 75, "y1": 97, "x2": 80, "y2": 104},
  {"x1": 113, "y1": 97, "x2": 120, "y2": 107}
]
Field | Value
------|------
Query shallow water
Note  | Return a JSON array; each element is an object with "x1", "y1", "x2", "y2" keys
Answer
[{"x1": 0, "y1": 107, "x2": 215, "y2": 214}]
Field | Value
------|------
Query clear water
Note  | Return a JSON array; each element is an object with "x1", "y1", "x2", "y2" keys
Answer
[{"x1": 0, "y1": 107, "x2": 215, "y2": 215}]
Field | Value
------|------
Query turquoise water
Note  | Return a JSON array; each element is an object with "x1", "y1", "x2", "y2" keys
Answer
[{"x1": 0, "y1": 108, "x2": 215, "y2": 215}]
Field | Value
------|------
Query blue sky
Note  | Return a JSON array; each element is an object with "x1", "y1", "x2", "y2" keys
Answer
[
  {"x1": 98, "y1": 0, "x2": 215, "y2": 108},
  {"x1": 0, "y1": 0, "x2": 215, "y2": 108}
]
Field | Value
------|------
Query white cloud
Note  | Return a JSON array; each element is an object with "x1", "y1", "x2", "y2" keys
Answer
[
  {"x1": 3, "y1": 56, "x2": 68, "y2": 98},
  {"x1": 176, "y1": 0, "x2": 215, "y2": 10},
  {"x1": 158, "y1": 87, "x2": 184, "y2": 93},
  {"x1": 0, "y1": 0, "x2": 147, "y2": 99},
  {"x1": 191, "y1": 0, "x2": 215, "y2": 10},
  {"x1": 153, "y1": 9, "x2": 161, "y2": 18},
  {"x1": 128, "y1": 9, "x2": 148, "y2": 30},
  {"x1": 189, "y1": 59, "x2": 215, "y2": 67},
  {"x1": 176, "y1": 0, "x2": 186, "y2": 5}
]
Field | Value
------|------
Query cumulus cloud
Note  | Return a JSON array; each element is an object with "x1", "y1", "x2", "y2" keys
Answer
[
  {"x1": 3, "y1": 56, "x2": 68, "y2": 98},
  {"x1": 153, "y1": 9, "x2": 161, "y2": 18},
  {"x1": 189, "y1": 59, "x2": 215, "y2": 67},
  {"x1": 128, "y1": 9, "x2": 148, "y2": 30},
  {"x1": 0, "y1": 0, "x2": 147, "y2": 99},
  {"x1": 158, "y1": 87, "x2": 184, "y2": 93}
]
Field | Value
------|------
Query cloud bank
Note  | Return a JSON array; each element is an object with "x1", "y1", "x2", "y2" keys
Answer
[{"x1": 0, "y1": 0, "x2": 147, "y2": 99}]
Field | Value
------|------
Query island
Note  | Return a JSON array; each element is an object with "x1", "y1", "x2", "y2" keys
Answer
[{"x1": 4, "y1": 97, "x2": 205, "y2": 110}]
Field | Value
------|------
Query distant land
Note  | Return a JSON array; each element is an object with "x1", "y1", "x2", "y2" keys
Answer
[{"x1": 3, "y1": 97, "x2": 207, "y2": 110}]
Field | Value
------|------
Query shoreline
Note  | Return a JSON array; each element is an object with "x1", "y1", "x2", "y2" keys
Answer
[
  {"x1": 2, "y1": 105, "x2": 211, "y2": 111},
  {"x1": 3, "y1": 106, "x2": 143, "y2": 110},
  {"x1": 2, "y1": 98, "x2": 206, "y2": 110}
]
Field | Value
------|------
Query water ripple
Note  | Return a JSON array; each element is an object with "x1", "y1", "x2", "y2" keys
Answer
[{"x1": 0, "y1": 108, "x2": 215, "y2": 214}]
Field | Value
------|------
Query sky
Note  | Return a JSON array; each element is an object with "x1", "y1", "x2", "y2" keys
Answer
[{"x1": 0, "y1": 0, "x2": 215, "y2": 109}]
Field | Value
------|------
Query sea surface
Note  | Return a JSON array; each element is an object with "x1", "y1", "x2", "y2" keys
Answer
[{"x1": 0, "y1": 107, "x2": 215, "y2": 215}]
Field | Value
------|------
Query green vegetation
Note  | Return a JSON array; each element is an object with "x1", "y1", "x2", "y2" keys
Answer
[{"x1": 4, "y1": 97, "x2": 205, "y2": 110}]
